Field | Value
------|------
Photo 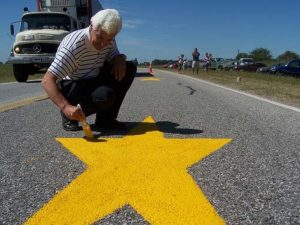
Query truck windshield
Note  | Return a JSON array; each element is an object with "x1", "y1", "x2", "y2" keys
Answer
[{"x1": 21, "y1": 14, "x2": 71, "y2": 31}]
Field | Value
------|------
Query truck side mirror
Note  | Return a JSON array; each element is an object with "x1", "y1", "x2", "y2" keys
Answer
[{"x1": 10, "y1": 24, "x2": 14, "y2": 35}]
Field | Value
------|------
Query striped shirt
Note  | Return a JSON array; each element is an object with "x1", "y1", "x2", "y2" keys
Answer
[{"x1": 48, "y1": 27, "x2": 120, "y2": 80}]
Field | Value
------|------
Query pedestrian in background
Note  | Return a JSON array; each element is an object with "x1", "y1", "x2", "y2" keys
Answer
[
  {"x1": 177, "y1": 54, "x2": 184, "y2": 73},
  {"x1": 204, "y1": 52, "x2": 212, "y2": 72},
  {"x1": 192, "y1": 48, "x2": 200, "y2": 75},
  {"x1": 183, "y1": 58, "x2": 188, "y2": 70}
]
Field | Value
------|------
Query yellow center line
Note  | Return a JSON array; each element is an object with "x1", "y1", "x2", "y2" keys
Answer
[{"x1": 0, "y1": 95, "x2": 48, "y2": 112}]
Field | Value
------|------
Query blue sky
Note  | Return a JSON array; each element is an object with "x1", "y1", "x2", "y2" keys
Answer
[{"x1": 1, "y1": 0, "x2": 299, "y2": 63}]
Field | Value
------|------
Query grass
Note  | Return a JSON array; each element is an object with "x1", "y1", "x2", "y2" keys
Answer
[
  {"x1": 0, "y1": 64, "x2": 15, "y2": 83},
  {"x1": 0, "y1": 64, "x2": 44, "y2": 83},
  {"x1": 155, "y1": 66, "x2": 300, "y2": 108}
]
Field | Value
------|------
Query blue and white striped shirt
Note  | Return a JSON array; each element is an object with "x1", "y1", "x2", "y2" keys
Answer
[{"x1": 48, "y1": 27, "x2": 120, "y2": 80}]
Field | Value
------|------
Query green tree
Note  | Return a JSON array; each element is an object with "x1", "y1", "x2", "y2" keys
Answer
[
  {"x1": 249, "y1": 48, "x2": 272, "y2": 61},
  {"x1": 277, "y1": 51, "x2": 299, "y2": 61}
]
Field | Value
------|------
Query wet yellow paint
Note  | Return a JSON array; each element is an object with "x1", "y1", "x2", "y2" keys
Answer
[
  {"x1": 141, "y1": 77, "x2": 160, "y2": 81},
  {"x1": 25, "y1": 116, "x2": 231, "y2": 225}
]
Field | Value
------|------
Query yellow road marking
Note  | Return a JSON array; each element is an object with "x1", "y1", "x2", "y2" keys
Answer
[
  {"x1": 140, "y1": 77, "x2": 160, "y2": 81},
  {"x1": 25, "y1": 116, "x2": 231, "y2": 225},
  {"x1": 0, "y1": 95, "x2": 48, "y2": 112}
]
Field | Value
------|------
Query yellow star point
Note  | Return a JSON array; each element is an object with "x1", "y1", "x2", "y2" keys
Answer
[
  {"x1": 140, "y1": 77, "x2": 160, "y2": 81},
  {"x1": 25, "y1": 116, "x2": 231, "y2": 225}
]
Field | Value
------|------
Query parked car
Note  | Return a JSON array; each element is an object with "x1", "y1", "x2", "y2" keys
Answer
[
  {"x1": 238, "y1": 58, "x2": 254, "y2": 65},
  {"x1": 234, "y1": 62, "x2": 266, "y2": 72},
  {"x1": 210, "y1": 58, "x2": 224, "y2": 70},
  {"x1": 257, "y1": 63, "x2": 283, "y2": 73},
  {"x1": 216, "y1": 59, "x2": 236, "y2": 70},
  {"x1": 256, "y1": 66, "x2": 271, "y2": 73},
  {"x1": 269, "y1": 60, "x2": 300, "y2": 76},
  {"x1": 163, "y1": 61, "x2": 178, "y2": 69}
]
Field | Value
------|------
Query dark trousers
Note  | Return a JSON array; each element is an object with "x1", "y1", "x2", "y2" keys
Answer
[{"x1": 59, "y1": 61, "x2": 136, "y2": 120}]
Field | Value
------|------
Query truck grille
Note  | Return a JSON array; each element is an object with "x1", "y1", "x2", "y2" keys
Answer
[
  {"x1": 17, "y1": 43, "x2": 59, "y2": 54},
  {"x1": 50, "y1": 0, "x2": 73, "y2": 6},
  {"x1": 40, "y1": 0, "x2": 77, "y2": 8}
]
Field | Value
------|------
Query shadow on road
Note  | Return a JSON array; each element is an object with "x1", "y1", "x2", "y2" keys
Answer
[
  {"x1": 91, "y1": 121, "x2": 203, "y2": 137},
  {"x1": 134, "y1": 72, "x2": 154, "y2": 77}
]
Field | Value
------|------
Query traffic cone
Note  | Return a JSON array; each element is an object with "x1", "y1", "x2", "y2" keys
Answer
[{"x1": 148, "y1": 63, "x2": 153, "y2": 75}]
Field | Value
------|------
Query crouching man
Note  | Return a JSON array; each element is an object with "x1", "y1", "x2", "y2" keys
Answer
[{"x1": 42, "y1": 9, "x2": 136, "y2": 131}]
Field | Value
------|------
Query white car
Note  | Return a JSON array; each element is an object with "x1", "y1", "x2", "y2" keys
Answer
[{"x1": 238, "y1": 58, "x2": 254, "y2": 65}]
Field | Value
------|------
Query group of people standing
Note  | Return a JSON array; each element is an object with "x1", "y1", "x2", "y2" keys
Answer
[{"x1": 177, "y1": 48, "x2": 212, "y2": 74}]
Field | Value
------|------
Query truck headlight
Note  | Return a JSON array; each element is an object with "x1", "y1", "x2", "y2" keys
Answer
[
  {"x1": 23, "y1": 35, "x2": 35, "y2": 41},
  {"x1": 14, "y1": 46, "x2": 21, "y2": 53}
]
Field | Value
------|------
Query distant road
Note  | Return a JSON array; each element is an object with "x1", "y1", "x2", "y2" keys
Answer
[{"x1": 0, "y1": 80, "x2": 45, "y2": 105}]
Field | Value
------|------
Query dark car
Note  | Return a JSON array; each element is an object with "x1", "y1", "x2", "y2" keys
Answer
[
  {"x1": 270, "y1": 60, "x2": 300, "y2": 76},
  {"x1": 234, "y1": 62, "x2": 266, "y2": 72},
  {"x1": 256, "y1": 66, "x2": 271, "y2": 73},
  {"x1": 163, "y1": 61, "x2": 177, "y2": 69},
  {"x1": 257, "y1": 63, "x2": 284, "y2": 73}
]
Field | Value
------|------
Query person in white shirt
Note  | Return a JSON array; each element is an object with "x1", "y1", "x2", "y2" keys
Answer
[
  {"x1": 177, "y1": 54, "x2": 184, "y2": 72},
  {"x1": 42, "y1": 9, "x2": 136, "y2": 131}
]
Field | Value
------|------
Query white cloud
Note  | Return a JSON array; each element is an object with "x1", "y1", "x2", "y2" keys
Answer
[{"x1": 123, "y1": 19, "x2": 145, "y2": 29}]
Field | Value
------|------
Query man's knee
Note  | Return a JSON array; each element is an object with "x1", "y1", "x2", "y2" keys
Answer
[
  {"x1": 91, "y1": 86, "x2": 116, "y2": 110},
  {"x1": 125, "y1": 61, "x2": 137, "y2": 79}
]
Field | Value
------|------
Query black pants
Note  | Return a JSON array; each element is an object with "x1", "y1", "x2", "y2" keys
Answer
[{"x1": 59, "y1": 61, "x2": 136, "y2": 120}]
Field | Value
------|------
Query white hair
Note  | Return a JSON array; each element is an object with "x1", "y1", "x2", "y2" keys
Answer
[{"x1": 91, "y1": 9, "x2": 122, "y2": 35}]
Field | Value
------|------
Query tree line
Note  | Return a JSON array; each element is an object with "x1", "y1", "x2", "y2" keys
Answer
[
  {"x1": 236, "y1": 48, "x2": 299, "y2": 62},
  {"x1": 149, "y1": 48, "x2": 299, "y2": 65}
]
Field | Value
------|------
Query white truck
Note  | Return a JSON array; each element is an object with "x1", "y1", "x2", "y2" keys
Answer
[{"x1": 8, "y1": 0, "x2": 103, "y2": 82}]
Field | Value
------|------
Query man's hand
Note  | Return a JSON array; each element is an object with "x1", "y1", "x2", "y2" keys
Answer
[
  {"x1": 62, "y1": 104, "x2": 85, "y2": 121},
  {"x1": 112, "y1": 55, "x2": 126, "y2": 81},
  {"x1": 42, "y1": 71, "x2": 85, "y2": 121}
]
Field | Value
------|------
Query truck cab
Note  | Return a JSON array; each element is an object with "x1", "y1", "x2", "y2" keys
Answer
[
  {"x1": 8, "y1": 11, "x2": 77, "y2": 82},
  {"x1": 8, "y1": 0, "x2": 103, "y2": 82}
]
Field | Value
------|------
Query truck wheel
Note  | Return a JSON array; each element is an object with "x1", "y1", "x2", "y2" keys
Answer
[{"x1": 13, "y1": 64, "x2": 29, "y2": 82}]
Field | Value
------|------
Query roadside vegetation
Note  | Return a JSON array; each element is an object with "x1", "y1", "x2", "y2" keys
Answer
[
  {"x1": 157, "y1": 66, "x2": 300, "y2": 108},
  {"x1": 148, "y1": 48, "x2": 300, "y2": 108},
  {"x1": 0, "y1": 64, "x2": 43, "y2": 83}
]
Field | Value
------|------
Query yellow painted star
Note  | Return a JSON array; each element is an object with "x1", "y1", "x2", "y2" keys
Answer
[
  {"x1": 140, "y1": 77, "x2": 160, "y2": 81},
  {"x1": 25, "y1": 116, "x2": 231, "y2": 225}
]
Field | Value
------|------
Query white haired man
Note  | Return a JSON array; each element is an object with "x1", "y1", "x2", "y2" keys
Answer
[{"x1": 42, "y1": 9, "x2": 136, "y2": 131}]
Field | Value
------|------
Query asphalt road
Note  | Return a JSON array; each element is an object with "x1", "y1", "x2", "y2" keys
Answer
[
  {"x1": 0, "y1": 69, "x2": 299, "y2": 224},
  {"x1": 0, "y1": 80, "x2": 45, "y2": 105}
]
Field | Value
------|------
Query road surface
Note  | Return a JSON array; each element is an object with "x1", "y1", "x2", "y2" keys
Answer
[{"x1": 0, "y1": 69, "x2": 299, "y2": 224}]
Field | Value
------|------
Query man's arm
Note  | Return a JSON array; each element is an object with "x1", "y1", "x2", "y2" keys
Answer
[
  {"x1": 112, "y1": 54, "x2": 127, "y2": 81},
  {"x1": 41, "y1": 71, "x2": 84, "y2": 121}
]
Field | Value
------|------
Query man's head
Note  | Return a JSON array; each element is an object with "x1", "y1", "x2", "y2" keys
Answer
[{"x1": 90, "y1": 9, "x2": 122, "y2": 50}]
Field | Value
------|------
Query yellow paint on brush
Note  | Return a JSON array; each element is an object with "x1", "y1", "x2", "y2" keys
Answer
[
  {"x1": 25, "y1": 116, "x2": 231, "y2": 225},
  {"x1": 141, "y1": 77, "x2": 160, "y2": 81}
]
